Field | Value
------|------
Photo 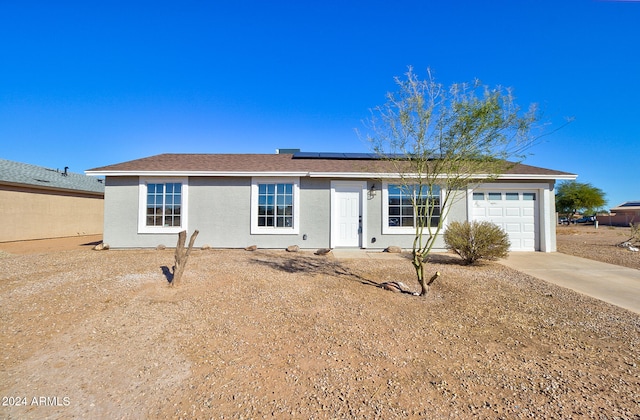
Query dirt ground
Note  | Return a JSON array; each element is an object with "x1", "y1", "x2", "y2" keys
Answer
[
  {"x1": 0, "y1": 235, "x2": 103, "y2": 255},
  {"x1": 0, "y1": 230, "x2": 639, "y2": 419},
  {"x1": 556, "y1": 224, "x2": 640, "y2": 270}
]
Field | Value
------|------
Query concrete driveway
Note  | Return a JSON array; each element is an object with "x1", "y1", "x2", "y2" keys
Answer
[{"x1": 500, "y1": 252, "x2": 640, "y2": 314}]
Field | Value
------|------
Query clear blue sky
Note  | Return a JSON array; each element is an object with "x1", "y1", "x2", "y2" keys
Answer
[{"x1": 1, "y1": 0, "x2": 638, "y2": 208}]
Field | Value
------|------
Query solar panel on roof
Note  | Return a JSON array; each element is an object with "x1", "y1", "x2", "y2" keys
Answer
[
  {"x1": 292, "y1": 152, "x2": 321, "y2": 158},
  {"x1": 620, "y1": 201, "x2": 640, "y2": 207},
  {"x1": 348, "y1": 153, "x2": 378, "y2": 159}
]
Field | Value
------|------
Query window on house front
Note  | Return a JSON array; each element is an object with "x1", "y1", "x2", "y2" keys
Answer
[
  {"x1": 146, "y1": 183, "x2": 182, "y2": 227},
  {"x1": 258, "y1": 183, "x2": 293, "y2": 228},
  {"x1": 138, "y1": 177, "x2": 188, "y2": 234},
  {"x1": 386, "y1": 184, "x2": 441, "y2": 230},
  {"x1": 251, "y1": 177, "x2": 300, "y2": 234}
]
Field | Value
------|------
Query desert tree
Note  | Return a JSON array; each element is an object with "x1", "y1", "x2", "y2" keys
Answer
[
  {"x1": 364, "y1": 67, "x2": 540, "y2": 296},
  {"x1": 555, "y1": 180, "x2": 606, "y2": 222},
  {"x1": 171, "y1": 229, "x2": 199, "y2": 286}
]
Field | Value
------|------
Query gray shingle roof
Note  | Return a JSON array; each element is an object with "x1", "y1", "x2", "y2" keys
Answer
[
  {"x1": 87, "y1": 153, "x2": 576, "y2": 179},
  {"x1": 0, "y1": 159, "x2": 105, "y2": 195}
]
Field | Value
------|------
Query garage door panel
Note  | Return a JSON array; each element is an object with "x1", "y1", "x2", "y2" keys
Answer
[
  {"x1": 505, "y1": 207, "x2": 520, "y2": 217},
  {"x1": 505, "y1": 223, "x2": 522, "y2": 233},
  {"x1": 473, "y1": 207, "x2": 487, "y2": 217},
  {"x1": 472, "y1": 190, "x2": 538, "y2": 251}
]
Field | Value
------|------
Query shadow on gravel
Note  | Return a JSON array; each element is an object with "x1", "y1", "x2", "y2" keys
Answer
[
  {"x1": 424, "y1": 253, "x2": 467, "y2": 265},
  {"x1": 250, "y1": 254, "x2": 381, "y2": 288},
  {"x1": 161, "y1": 265, "x2": 174, "y2": 284},
  {"x1": 376, "y1": 251, "x2": 466, "y2": 265}
]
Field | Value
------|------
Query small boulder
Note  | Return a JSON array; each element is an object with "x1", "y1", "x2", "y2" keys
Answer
[
  {"x1": 156, "y1": 244, "x2": 166, "y2": 251},
  {"x1": 384, "y1": 246, "x2": 402, "y2": 253},
  {"x1": 93, "y1": 242, "x2": 109, "y2": 251},
  {"x1": 245, "y1": 245, "x2": 257, "y2": 251},
  {"x1": 286, "y1": 245, "x2": 300, "y2": 252},
  {"x1": 315, "y1": 248, "x2": 332, "y2": 256},
  {"x1": 201, "y1": 244, "x2": 211, "y2": 250}
]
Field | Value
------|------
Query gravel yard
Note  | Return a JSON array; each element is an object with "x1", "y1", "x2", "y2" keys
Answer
[
  {"x1": 1, "y1": 229, "x2": 639, "y2": 419},
  {"x1": 556, "y1": 224, "x2": 640, "y2": 270}
]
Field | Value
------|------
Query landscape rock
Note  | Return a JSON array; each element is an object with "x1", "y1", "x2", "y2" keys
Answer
[
  {"x1": 245, "y1": 245, "x2": 257, "y2": 251},
  {"x1": 314, "y1": 248, "x2": 332, "y2": 256},
  {"x1": 201, "y1": 244, "x2": 211, "y2": 250},
  {"x1": 384, "y1": 246, "x2": 402, "y2": 253},
  {"x1": 156, "y1": 244, "x2": 166, "y2": 251},
  {"x1": 286, "y1": 245, "x2": 300, "y2": 252},
  {"x1": 93, "y1": 243, "x2": 109, "y2": 251}
]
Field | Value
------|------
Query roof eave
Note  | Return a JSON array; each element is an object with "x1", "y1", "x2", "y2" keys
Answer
[
  {"x1": 309, "y1": 172, "x2": 578, "y2": 180},
  {"x1": 86, "y1": 170, "x2": 578, "y2": 181},
  {"x1": 496, "y1": 173, "x2": 578, "y2": 181},
  {"x1": 85, "y1": 170, "x2": 310, "y2": 177},
  {"x1": 0, "y1": 180, "x2": 105, "y2": 196}
]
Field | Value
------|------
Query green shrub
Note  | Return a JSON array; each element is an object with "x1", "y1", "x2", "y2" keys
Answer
[{"x1": 443, "y1": 221, "x2": 510, "y2": 264}]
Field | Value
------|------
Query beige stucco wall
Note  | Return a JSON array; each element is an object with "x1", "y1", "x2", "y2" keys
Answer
[
  {"x1": 0, "y1": 186, "x2": 103, "y2": 242},
  {"x1": 597, "y1": 212, "x2": 639, "y2": 226}
]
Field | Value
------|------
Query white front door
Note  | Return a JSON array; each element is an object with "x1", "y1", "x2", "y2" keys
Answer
[
  {"x1": 331, "y1": 182, "x2": 365, "y2": 248},
  {"x1": 472, "y1": 190, "x2": 539, "y2": 251}
]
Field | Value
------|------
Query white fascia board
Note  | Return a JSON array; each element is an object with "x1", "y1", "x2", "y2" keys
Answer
[
  {"x1": 85, "y1": 170, "x2": 578, "y2": 181},
  {"x1": 494, "y1": 173, "x2": 578, "y2": 181},
  {"x1": 308, "y1": 172, "x2": 397, "y2": 178},
  {"x1": 308, "y1": 172, "x2": 452, "y2": 179},
  {"x1": 85, "y1": 170, "x2": 310, "y2": 177},
  {"x1": 309, "y1": 172, "x2": 576, "y2": 181}
]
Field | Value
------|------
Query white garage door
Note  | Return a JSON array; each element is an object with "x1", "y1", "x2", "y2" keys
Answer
[{"x1": 472, "y1": 191, "x2": 538, "y2": 251}]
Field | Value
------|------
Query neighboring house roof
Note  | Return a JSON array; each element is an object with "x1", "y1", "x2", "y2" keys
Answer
[
  {"x1": 86, "y1": 153, "x2": 577, "y2": 180},
  {"x1": 0, "y1": 159, "x2": 105, "y2": 195},
  {"x1": 611, "y1": 201, "x2": 640, "y2": 212}
]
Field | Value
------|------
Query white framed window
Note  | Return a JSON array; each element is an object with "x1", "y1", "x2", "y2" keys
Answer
[
  {"x1": 251, "y1": 177, "x2": 300, "y2": 235},
  {"x1": 382, "y1": 181, "x2": 441, "y2": 234},
  {"x1": 138, "y1": 177, "x2": 188, "y2": 234}
]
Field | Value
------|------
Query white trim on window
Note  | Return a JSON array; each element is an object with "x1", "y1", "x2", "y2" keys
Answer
[
  {"x1": 381, "y1": 181, "x2": 443, "y2": 235},
  {"x1": 138, "y1": 177, "x2": 188, "y2": 234},
  {"x1": 250, "y1": 177, "x2": 300, "y2": 235}
]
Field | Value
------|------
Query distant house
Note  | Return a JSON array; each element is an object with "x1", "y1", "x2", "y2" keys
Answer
[
  {"x1": 602, "y1": 201, "x2": 640, "y2": 226},
  {"x1": 0, "y1": 159, "x2": 105, "y2": 242},
  {"x1": 86, "y1": 152, "x2": 577, "y2": 252}
]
